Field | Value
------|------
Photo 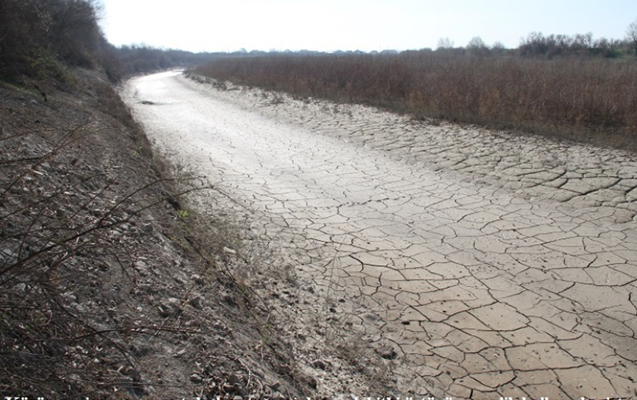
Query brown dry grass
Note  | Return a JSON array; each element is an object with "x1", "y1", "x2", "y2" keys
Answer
[{"x1": 194, "y1": 52, "x2": 637, "y2": 150}]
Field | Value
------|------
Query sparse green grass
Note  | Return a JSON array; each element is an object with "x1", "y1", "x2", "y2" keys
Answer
[
  {"x1": 177, "y1": 209, "x2": 190, "y2": 218},
  {"x1": 194, "y1": 52, "x2": 637, "y2": 151}
]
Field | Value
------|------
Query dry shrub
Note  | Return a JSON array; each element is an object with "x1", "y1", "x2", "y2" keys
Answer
[{"x1": 194, "y1": 52, "x2": 637, "y2": 150}]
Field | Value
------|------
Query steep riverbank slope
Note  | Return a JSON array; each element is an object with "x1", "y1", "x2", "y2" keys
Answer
[{"x1": 0, "y1": 69, "x2": 325, "y2": 398}]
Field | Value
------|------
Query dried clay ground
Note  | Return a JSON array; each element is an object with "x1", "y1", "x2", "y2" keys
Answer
[{"x1": 121, "y1": 70, "x2": 637, "y2": 399}]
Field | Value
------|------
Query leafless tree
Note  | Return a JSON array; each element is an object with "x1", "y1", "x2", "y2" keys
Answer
[
  {"x1": 491, "y1": 41, "x2": 506, "y2": 56},
  {"x1": 436, "y1": 37, "x2": 454, "y2": 50},
  {"x1": 627, "y1": 18, "x2": 637, "y2": 56},
  {"x1": 467, "y1": 36, "x2": 490, "y2": 56}
]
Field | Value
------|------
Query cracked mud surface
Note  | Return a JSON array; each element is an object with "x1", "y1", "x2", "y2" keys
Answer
[{"x1": 123, "y1": 71, "x2": 637, "y2": 398}]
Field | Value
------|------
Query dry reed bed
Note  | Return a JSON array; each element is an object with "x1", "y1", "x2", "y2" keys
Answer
[{"x1": 194, "y1": 53, "x2": 637, "y2": 150}]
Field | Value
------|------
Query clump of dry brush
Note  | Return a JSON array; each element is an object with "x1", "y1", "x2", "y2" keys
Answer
[
  {"x1": 0, "y1": 93, "x2": 157, "y2": 396},
  {"x1": 194, "y1": 51, "x2": 637, "y2": 150}
]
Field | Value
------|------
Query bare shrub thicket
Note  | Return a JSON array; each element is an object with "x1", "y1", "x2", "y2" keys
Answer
[
  {"x1": 194, "y1": 51, "x2": 637, "y2": 150},
  {"x1": 0, "y1": 92, "x2": 272, "y2": 398},
  {"x1": 1, "y1": 115, "x2": 125, "y2": 395},
  {"x1": 0, "y1": 100, "x2": 175, "y2": 395},
  {"x1": 626, "y1": 19, "x2": 637, "y2": 56},
  {"x1": 0, "y1": 0, "x2": 127, "y2": 82}
]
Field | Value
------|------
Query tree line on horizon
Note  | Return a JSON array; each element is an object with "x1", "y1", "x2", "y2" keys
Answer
[
  {"x1": 97, "y1": 23, "x2": 637, "y2": 79},
  {"x1": 1, "y1": 0, "x2": 636, "y2": 86},
  {"x1": 122, "y1": 25, "x2": 637, "y2": 62},
  {"x1": 192, "y1": 19, "x2": 637, "y2": 152}
]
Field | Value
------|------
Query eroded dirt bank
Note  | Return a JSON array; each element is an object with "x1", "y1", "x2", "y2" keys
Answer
[
  {"x1": 1, "y1": 71, "x2": 321, "y2": 398},
  {"x1": 123, "y1": 71, "x2": 637, "y2": 398}
]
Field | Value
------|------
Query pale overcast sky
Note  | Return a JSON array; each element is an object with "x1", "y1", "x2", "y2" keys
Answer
[{"x1": 99, "y1": 0, "x2": 637, "y2": 53}]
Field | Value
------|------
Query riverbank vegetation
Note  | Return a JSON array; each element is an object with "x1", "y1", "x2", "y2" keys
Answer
[
  {"x1": 194, "y1": 30, "x2": 637, "y2": 151},
  {"x1": 0, "y1": 0, "x2": 217, "y2": 83}
]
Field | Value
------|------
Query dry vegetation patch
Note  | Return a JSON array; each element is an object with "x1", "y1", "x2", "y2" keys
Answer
[{"x1": 194, "y1": 53, "x2": 637, "y2": 151}]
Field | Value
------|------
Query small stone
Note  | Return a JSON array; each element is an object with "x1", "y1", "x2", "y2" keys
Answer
[
  {"x1": 157, "y1": 304, "x2": 172, "y2": 317},
  {"x1": 190, "y1": 373, "x2": 203, "y2": 384},
  {"x1": 223, "y1": 246, "x2": 236, "y2": 254},
  {"x1": 140, "y1": 223, "x2": 154, "y2": 235},
  {"x1": 378, "y1": 346, "x2": 398, "y2": 360},
  {"x1": 222, "y1": 294, "x2": 237, "y2": 307},
  {"x1": 189, "y1": 295, "x2": 204, "y2": 310},
  {"x1": 228, "y1": 374, "x2": 241, "y2": 385},
  {"x1": 158, "y1": 299, "x2": 180, "y2": 317},
  {"x1": 306, "y1": 376, "x2": 318, "y2": 389},
  {"x1": 55, "y1": 209, "x2": 66, "y2": 219},
  {"x1": 312, "y1": 360, "x2": 328, "y2": 370},
  {"x1": 135, "y1": 260, "x2": 150, "y2": 276}
]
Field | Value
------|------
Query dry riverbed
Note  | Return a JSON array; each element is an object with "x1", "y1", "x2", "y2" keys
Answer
[{"x1": 123, "y1": 70, "x2": 637, "y2": 399}]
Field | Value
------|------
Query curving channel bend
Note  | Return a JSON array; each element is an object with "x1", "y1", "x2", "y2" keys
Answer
[{"x1": 123, "y1": 71, "x2": 637, "y2": 398}]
